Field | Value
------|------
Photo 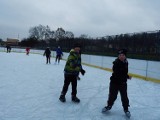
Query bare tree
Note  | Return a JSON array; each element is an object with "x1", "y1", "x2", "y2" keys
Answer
[
  {"x1": 55, "y1": 28, "x2": 65, "y2": 39},
  {"x1": 79, "y1": 34, "x2": 88, "y2": 39},
  {"x1": 29, "y1": 25, "x2": 51, "y2": 40},
  {"x1": 65, "y1": 31, "x2": 74, "y2": 38}
]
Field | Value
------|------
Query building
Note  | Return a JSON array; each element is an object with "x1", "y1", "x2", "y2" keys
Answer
[{"x1": 5, "y1": 38, "x2": 19, "y2": 46}]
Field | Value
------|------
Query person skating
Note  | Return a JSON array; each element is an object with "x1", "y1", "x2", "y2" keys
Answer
[
  {"x1": 102, "y1": 49, "x2": 132, "y2": 117},
  {"x1": 26, "y1": 47, "x2": 30, "y2": 55},
  {"x1": 59, "y1": 44, "x2": 85, "y2": 103},
  {"x1": 6, "y1": 45, "x2": 11, "y2": 53},
  {"x1": 43, "y1": 47, "x2": 51, "y2": 64},
  {"x1": 55, "y1": 46, "x2": 63, "y2": 64}
]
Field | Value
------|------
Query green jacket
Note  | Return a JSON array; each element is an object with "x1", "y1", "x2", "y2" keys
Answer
[{"x1": 64, "y1": 49, "x2": 82, "y2": 75}]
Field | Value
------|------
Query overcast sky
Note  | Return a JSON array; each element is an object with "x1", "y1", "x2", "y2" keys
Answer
[{"x1": 0, "y1": 0, "x2": 160, "y2": 40}]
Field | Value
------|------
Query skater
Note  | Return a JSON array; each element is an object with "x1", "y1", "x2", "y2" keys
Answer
[
  {"x1": 59, "y1": 43, "x2": 85, "y2": 103},
  {"x1": 26, "y1": 47, "x2": 30, "y2": 55},
  {"x1": 6, "y1": 45, "x2": 11, "y2": 53},
  {"x1": 102, "y1": 49, "x2": 132, "y2": 117},
  {"x1": 43, "y1": 47, "x2": 51, "y2": 64},
  {"x1": 55, "y1": 46, "x2": 63, "y2": 64}
]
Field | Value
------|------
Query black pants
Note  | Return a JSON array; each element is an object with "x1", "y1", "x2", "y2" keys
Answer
[
  {"x1": 55, "y1": 55, "x2": 61, "y2": 63},
  {"x1": 61, "y1": 74, "x2": 77, "y2": 96},
  {"x1": 26, "y1": 51, "x2": 29, "y2": 55},
  {"x1": 46, "y1": 55, "x2": 50, "y2": 64},
  {"x1": 107, "y1": 82, "x2": 129, "y2": 110},
  {"x1": 7, "y1": 48, "x2": 11, "y2": 53}
]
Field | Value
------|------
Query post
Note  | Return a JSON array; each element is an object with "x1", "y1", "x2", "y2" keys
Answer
[{"x1": 146, "y1": 60, "x2": 148, "y2": 80}]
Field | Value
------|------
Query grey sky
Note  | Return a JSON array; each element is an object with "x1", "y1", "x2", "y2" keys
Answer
[{"x1": 0, "y1": 0, "x2": 160, "y2": 40}]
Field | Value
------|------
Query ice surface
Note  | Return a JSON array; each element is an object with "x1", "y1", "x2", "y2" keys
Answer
[{"x1": 0, "y1": 52, "x2": 160, "y2": 120}]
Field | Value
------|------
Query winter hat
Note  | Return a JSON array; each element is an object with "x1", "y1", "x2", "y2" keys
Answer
[{"x1": 118, "y1": 49, "x2": 127, "y2": 56}]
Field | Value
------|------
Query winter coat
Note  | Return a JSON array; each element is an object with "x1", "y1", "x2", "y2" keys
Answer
[
  {"x1": 56, "y1": 48, "x2": 63, "y2": 56},
  {"x1": 26, "y1": 48, "x2": 30, "y2": 51},
  {"x1": 44, "y1": 48, "x2": 51, "y2": 57},
  {"x1": 110, "y1": 58, "x2": 129, "y2": 84},
  {"x1": 64, "y1": 49, "x2": 82, "y2": 75}
]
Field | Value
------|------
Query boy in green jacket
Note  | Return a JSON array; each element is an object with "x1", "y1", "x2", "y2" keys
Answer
[{"x1": 59, "y1": 44, "x2": 85, "y2": 103}]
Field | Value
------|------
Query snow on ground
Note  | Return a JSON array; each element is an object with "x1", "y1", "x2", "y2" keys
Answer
[{"x1": 0, "y1": 52, "x2": 160, "y2": 120}]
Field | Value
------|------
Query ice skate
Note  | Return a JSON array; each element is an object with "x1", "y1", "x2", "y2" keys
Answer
[
  {"x1": 59, "y1": 95, "x2": 66, "y2": 102},
  {"x1": 72, "y1": 96, "x2": 80, "y2": 103},
  {"x1": 102, "y1": 105, "x2": 112, "y2": 113},
  {"x1": 124, "y1": 110, "x2": 131, "y2": 118}
]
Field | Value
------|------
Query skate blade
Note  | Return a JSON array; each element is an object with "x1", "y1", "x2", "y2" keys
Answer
[
  {"x1": 125, "y1": 112, "x2": 131, "y2": 119},
  {"x1": 101, "y1": 107, "x2": 110, "y2": 113}
]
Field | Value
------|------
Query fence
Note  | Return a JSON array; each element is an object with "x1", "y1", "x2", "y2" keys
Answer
[{"x1": 0, "y1": 47, "x2": 160, "y2": 83}]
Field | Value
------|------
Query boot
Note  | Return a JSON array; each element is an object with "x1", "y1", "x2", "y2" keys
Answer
[
  {"x1": 124, "y1": 107, "x2": 131, "y2": 118},
  {"x1": 59, "y1": 95, "x2": 66, "y2": 102},
  {"x1": 102, "y1": 105, "x2": 112, "y2": 113},
  {"x1": 72, "y1": 96, "x2": 80, "y2": 103},
  {"x1": 124, "y1": 110, "x2": 131, "y2": 118}
]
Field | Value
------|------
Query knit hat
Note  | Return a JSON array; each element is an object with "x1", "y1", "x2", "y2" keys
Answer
[{"x1": 118, "y1": 49, "x2": 127, "y2": 55}]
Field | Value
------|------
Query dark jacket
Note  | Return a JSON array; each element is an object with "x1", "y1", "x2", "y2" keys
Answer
[
  {"x1": 110, "y1": 58, "x2": 129, "y2": 84},
  {"x1": 44, "y1": 48, "x2": 51, "y2": 57}
]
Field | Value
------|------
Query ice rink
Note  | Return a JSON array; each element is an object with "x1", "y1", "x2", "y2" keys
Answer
[{"x1": 0, "y1": 52, "x2": 160, "y2": 120}]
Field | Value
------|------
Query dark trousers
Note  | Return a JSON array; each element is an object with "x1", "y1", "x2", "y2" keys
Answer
[
  {"x1": 61, "y1": 74, "x2": 77, "y2": 96},
  {"x1": 46, "y1": 55, "x2": 50, "y2": 64},
  {"x1": 26, "y1": 51, "x2": 29, "y2": 55},
  {"x1": 55, "y1": 55, "x2": 61, "y2": 63},
  {"x1": 7, "y1": 48, "x2": 11, "y2": 53},
  {"x1": 107, "y1": 82, "x2": 129, "y2": 110}
]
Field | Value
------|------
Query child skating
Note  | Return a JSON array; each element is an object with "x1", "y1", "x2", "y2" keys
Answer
[
  {"x1": 59, "y1": 43, "x2": 85, "y2": 103},
  {"x1": 43, "y1": 47, "x2": 51, "y2": 64},
  {"x1": 102, "y1": 49, "x2": 132, "y2": 118}
]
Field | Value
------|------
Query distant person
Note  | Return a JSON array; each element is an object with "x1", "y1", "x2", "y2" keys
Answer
[
  {"x1": 43, "y1": 47, "x2": 51, "y2": 64},
  {"x1": 59, "y1": 43, "x2": 85, "y2": 103},
  {"x1": 102, "y1": 49, "x2": 132, "y2": 118},
  {"x1": 55, "y1": 46, "x2": 63, "y2": 64},
  {"x1": 6, "y1": 45, "x2": 11, "y2": 53},
  {"x1": 26, "y1": 47, "x2": 30, "y2": 55}
]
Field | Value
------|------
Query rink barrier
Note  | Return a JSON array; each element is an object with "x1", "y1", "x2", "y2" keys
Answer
[
  {"x1": 81, "y1": 63, "x2": 160, "y2": 84},
  {"x1": 129, "y1": 73, "x2": 160, "y2": 83},
  {"x1": 0, "y1": 48, "x2": 159, "y2": 83}
]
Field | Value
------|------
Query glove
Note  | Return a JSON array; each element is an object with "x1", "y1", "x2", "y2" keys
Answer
[{"x1": 80, "y1": 69, "x2": 86, "y2": 75}]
